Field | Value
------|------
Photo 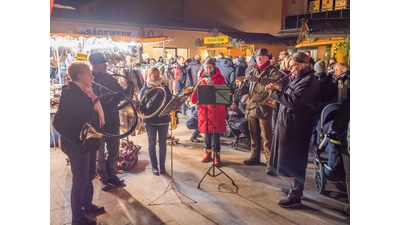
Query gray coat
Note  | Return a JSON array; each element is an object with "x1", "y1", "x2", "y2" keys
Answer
[{"x1": 268, "y1": 69, "x2": 320, "y2": 177}]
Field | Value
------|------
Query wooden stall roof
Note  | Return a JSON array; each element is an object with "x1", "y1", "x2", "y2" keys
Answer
[{"x1": 299, "y1": 18, "x2": 350, "y2": 39}]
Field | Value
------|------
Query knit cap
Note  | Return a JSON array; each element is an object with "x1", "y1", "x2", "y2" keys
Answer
[
  {"x1": 204, "y1": 58, "x2": 216, "y2": 67},
  {"x1": 314, "y1": 60, "x2": 326, "y2": 73}
]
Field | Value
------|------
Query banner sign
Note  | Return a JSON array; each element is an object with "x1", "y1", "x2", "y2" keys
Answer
[
  {"x1": 204, "y1": 35, "x2": 229, "y2": 44},
  {"x1": 77, "y1": 26, "x2": 139, "y2": 37}
]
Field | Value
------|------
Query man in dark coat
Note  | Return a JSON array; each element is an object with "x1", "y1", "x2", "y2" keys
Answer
[
  {"x1": 90, "y1": 52, "x2": 126, "y2": 191},
  {"x1": 215, "y1": 56, "x2": 236, "y2": 90},
  {"x1": 187, "y1": 55, "x2": 201, "y2": 87},
  {"x1": 265, "y1": 52, "x2": 320, "y2": 208},
  {"x1": 187, "y1": 55, "x2": 202, "y2": 114}
]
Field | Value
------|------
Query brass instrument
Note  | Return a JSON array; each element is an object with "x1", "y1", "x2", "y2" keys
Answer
[
  {"x1": 170, "y1": 110, "x2": 178, "y2": 130},
  {"x1": 184, "y1": 77, "x2": 211, "y2": 107},
  {"x1": 79, "y1": 92, "x2": 138, "y2": 144},
  {"x1": 92, "y1": 74, "x2": 135, "y2": 111},
  {"x1": 136, "y1": 86, "x2": 167, "y2": 119},
  {"x1": 183, "y1": 86, "x2": 196, "y2": 107},
  {"x1": 238, "y1": 73, "x2": 293, "y2": 110}
]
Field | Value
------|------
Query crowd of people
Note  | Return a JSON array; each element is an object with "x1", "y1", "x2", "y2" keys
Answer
[{"x1": 53, "y1": 48, "x2": 350, "y2": 224}]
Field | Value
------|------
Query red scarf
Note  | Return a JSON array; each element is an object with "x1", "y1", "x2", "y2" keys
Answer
[
  {"x1": 256, "y1": 61, "x2": 270, "y2": 70},
  {"x1": 73, "y1": 81, "x2": 105, "y2": 127}
]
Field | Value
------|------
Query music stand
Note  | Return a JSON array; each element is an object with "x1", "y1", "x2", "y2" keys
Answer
[
  {"x1": 148, "y1": 94, "x2": 197, "y2": 206},
  {"x1": 196, "y1": 85, "x2": 238, "y2": 190}
]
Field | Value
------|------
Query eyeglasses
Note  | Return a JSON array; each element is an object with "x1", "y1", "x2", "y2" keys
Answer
[
  {"x1": 289, "y1": 62, "x2": 305, "y2": 70},
  {"x1": 288, "y1": 62, "x2": 299, "y2": 69}
]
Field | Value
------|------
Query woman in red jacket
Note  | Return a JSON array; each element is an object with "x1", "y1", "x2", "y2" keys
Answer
[{"x1": 191, "y1": 58, "x2": 226, "y2": 166}]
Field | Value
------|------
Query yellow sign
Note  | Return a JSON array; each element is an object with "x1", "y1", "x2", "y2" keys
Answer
[
  {"x1": 204, "y1": 35, "x2": 229, "y2": 44},
  {"x1": 76, "y1": 52, "x2": 89, "y2": 61}
]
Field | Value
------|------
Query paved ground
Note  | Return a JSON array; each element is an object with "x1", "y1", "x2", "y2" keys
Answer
[{"x1": 50, "y1": 115, "x2": 350, "y2": 225}]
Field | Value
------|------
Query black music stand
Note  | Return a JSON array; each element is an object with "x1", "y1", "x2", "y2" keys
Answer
[
  {"x1": 196, "y1": 85, "x2": 238, "y2": 190},
  {"x1": 148, "y1": 94, "x2": 197, "y2": 207}
]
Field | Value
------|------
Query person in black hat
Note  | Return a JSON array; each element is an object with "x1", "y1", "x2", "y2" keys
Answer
[
  {"x1": 89, "y1": 52, "x2": 127, "y2": 191},
  {"x1": 234, "y1": 48, "x2": 280, "y2": 175}
]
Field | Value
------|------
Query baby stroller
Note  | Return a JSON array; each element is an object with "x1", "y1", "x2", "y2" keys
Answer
[
  {"x1": 226, "y1": 113, "x2": 251, "y2": 149},
  {"x1": 314, "y1": 103, "x2": 346, "y2": 194}
]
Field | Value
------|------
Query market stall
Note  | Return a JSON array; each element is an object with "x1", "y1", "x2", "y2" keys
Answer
[{"x1": 50, "y1": 33, "x2": 175, "y2": 146}]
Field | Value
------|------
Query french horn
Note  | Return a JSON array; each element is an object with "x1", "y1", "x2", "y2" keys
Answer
[
  {"x1": 80, "y1": 92, "x2": 139, "y2": 144},
  {"x1": 92, "y1": 74, "x2": 135, "y2": 111},
  {"x1": 136, "y1": 85, "x2": 167, "y2": 119}
]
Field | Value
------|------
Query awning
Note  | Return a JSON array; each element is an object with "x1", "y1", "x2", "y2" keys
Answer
[{"x1": 50, "y1": 32, "x2": 175, "y2": 44}]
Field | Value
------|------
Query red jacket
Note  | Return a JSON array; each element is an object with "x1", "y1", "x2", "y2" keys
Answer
[{"x1": 191, "y1": 68, "x2": 227, "y2": 134}]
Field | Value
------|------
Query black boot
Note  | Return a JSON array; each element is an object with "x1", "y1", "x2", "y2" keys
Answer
[
  {"x1": 243, "y1": 150, "x2": 261, "y2": 165},
  {"x1": 266, "y1": 163, "x2": 277, "y2": 176},
  {"x1": 159, "y1": 163, "x2": 166, "y2": 174},
  {"x1": 152, "y1": 164, "x2": 160, "y2": 176}
]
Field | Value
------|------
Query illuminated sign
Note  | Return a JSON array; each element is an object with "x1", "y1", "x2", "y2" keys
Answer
[
  {"x1": 204, "y1": 35, "x2": 229, "y2": 44},
  {"x1": 76, "y1": 52, "x2": 89, "y2": 61}
]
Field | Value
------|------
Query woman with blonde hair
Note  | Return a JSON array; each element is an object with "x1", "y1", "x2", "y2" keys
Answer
[{"x1": 139, "y1": 67, "x2": 173, "y2": 175}]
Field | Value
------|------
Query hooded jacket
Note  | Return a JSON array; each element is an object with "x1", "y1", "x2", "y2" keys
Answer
[{"x1": 215, "y1": 58, "x2": 235, "y2": 87}]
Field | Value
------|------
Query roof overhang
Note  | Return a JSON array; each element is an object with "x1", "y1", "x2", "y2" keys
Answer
[
  {"x1": 298, "y1": 18, "x2": 350, "y2": 42},
  {"x1": 50, "y1": 32, "x2": 175, "y2": 44}
]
